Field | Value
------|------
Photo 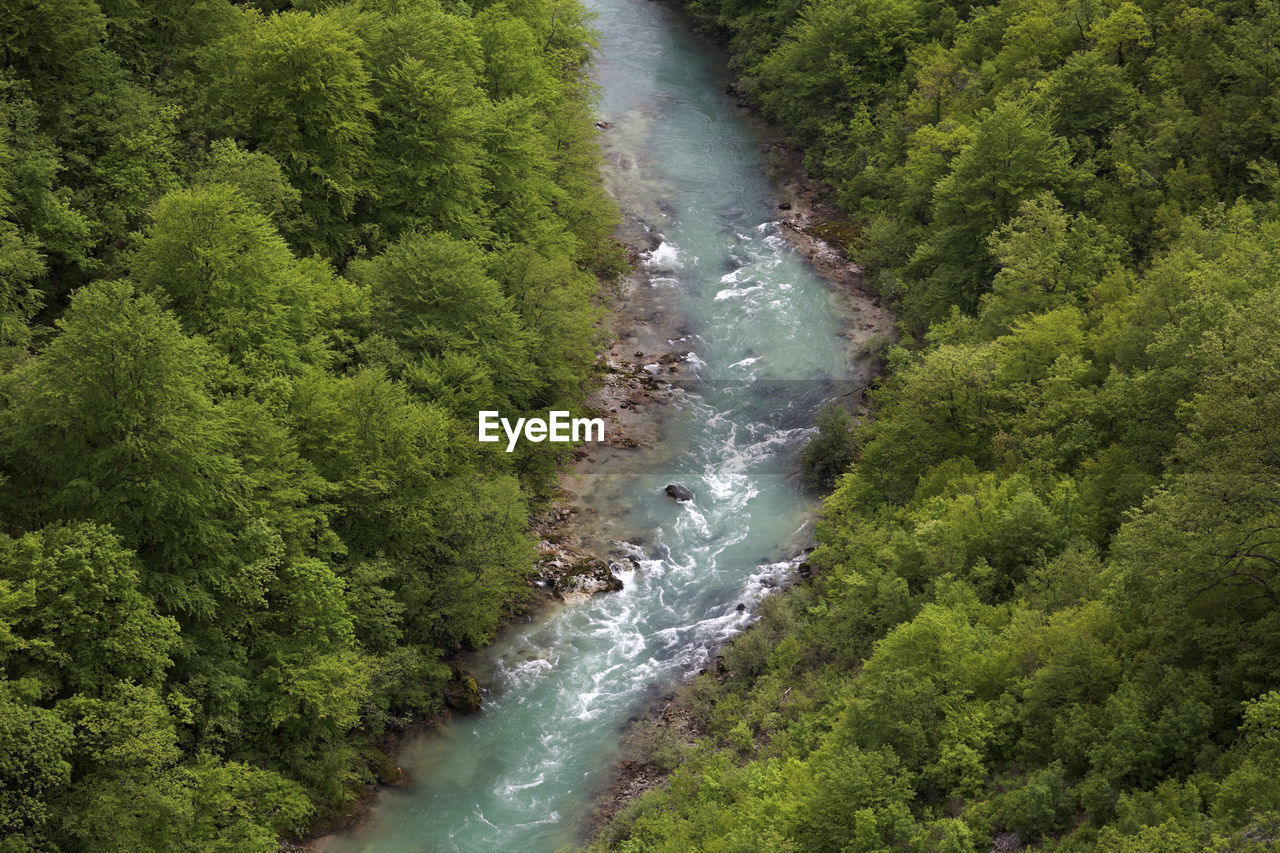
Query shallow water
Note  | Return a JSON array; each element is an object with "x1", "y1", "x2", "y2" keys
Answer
[{"x1": 318, "y1": 1, "x2": 858, "y2": 850}]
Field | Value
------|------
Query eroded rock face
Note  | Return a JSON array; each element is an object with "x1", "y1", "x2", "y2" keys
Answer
[{"x1": 664, "y1": 483, "x2": 694, "y2": 502}]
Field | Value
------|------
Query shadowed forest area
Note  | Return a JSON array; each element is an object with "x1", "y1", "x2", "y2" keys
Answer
[
  {"x1": 589, "y1": 0, "x2": 1280, "y2": 850},
  {"x1": 0, "y1": 0, "x2": 622, "y2": 848}
]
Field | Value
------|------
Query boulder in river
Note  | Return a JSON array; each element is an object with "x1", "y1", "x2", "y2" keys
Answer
[
  {"x1": 557, "y1": 557, "x2": 624, "y2": 597},
  {"x1": 665, "y1": 483, "x2": 694, "y2": 502}
]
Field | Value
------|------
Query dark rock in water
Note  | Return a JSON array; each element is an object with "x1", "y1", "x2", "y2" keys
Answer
[
  {"x1": 443, "y1": 671, "x2": 482, "y2": 714},
  {"x1": 778, "y1": 201, "x2": 792, "y2": 210},
  {"x1": 595, "y1": 120, "x2": 612, "y2": 130},
  {"x1": 665, "y1": 483, "x2": 694, "y2": 502},
  {"x1": 736, "y1": 603, "x2": 746, "y2": 612}
]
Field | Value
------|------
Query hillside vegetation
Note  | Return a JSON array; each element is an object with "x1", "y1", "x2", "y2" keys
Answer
[
  {"x1": 0, "y1": 0, "x2": 619, "y2": 848},
  {"x1": 591, "y1": 0, "x2": 1280, "y2": 850}
]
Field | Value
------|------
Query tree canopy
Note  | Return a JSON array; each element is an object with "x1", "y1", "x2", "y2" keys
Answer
[{"x1": 0, "y1": 0, "x2": 620, "y2": 847}]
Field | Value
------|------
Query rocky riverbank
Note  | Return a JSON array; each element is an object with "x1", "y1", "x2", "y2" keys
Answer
[
  {"x1": 583, "y1": 550, "x2": 820, "y2": 837},
  {"x1": 575, "y1": 33, "x2": 893, "y2": 840},
  {"x1": 298, "y1": 204, "x2": 690, "y2": 853}
]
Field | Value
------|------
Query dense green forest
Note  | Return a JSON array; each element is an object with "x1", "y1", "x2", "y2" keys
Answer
[
  {"x1": 591, "y1": 0, "x2": 1280, "y2": 850},
  {"x1": 0, "y1": 0, "x2": 619, "y2": 848}
]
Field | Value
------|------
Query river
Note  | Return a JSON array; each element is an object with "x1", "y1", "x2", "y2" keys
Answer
[{"x1": 316, "y1": 0, "x2": 871, "y2": 849}]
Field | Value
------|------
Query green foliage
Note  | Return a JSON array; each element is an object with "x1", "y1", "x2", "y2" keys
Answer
[
  {"x1": 590, "y1": 0, "x2": 1280, "y2": 850},
  {"x1": 358, "y1": 231, "x2": 534, "y2": 405},
  {"x1": 202, "y1": 8, "x2": 376, "y2": 256},
  {"x1": 132, "y1": 184, "x2": 336, "y2": 374},
  {"x1": 911, "y1": 100, "x2": 1074, "y2": 318},
  {"x1": 0, "y1": 0, "x2": 617, "y2": 846},
  {"x1": 0, "y1": 680, "x2": 72, "y2": 848},
  {"x1": 0, "y1": 524, "x2": 178, "y2": 698},
  {"x1": 799, "y1": 401, "x2": 860, "y2": 490}
]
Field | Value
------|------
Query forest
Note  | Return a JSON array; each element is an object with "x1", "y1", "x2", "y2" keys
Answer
[
  {"x1": 0, "y1": 0, "x2": 621, "y2": 849},
  {"x1": 590, "y1": 0, "x2": 1280, "y2": 850}
]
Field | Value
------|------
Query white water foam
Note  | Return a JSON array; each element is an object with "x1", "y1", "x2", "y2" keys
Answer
[{"x1": 645, "y1": 241, "x2": 682, "y2": 268}]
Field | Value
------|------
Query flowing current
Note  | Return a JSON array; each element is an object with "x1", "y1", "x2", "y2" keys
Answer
[{"x1": 320, "y1": 0, "x2": 865, "y2": 849}]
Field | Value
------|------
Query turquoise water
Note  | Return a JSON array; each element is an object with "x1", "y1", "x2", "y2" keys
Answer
[{"x1": 318, "y1": 1, "x2": 855, "y2": 849}]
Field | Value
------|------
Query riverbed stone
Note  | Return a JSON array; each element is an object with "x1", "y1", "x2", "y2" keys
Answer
[{"x1": 557, "y1": 556, "x2": 624, "y2": 596}]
